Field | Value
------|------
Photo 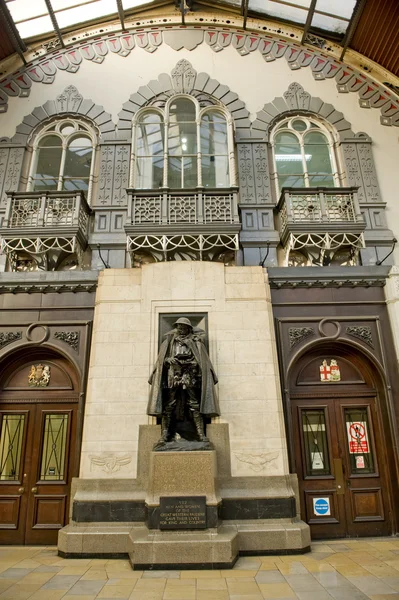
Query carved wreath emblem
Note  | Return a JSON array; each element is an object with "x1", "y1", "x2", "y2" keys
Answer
[{"x1": 28, "y1": 363, "x2": 51, "y2": 387}]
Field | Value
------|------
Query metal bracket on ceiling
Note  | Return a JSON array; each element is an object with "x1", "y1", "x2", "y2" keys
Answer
[
  {"x1": 44, "y1": 0, "x2": 65, "y2": 48},
  {"x1": 116, "y1": 0, "x2": 125, "y2": 30},
  {"x1": 340, "y1": 0, "x2": 367, "y2": 62}
]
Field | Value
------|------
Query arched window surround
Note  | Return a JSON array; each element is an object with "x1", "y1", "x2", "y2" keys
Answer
[
  {"x1": 130, "y1": 94, "x2": 237, "y2": 190},
  {"x1": 269, "y1": 114, "x2": 347, "y2": 199},
  {"x1": 26, "y1": 117, "x2": 99, "y2": 204}
]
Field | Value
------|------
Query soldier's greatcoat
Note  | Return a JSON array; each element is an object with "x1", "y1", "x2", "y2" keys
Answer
[{"x1": 147, "y1": 330, "x2": 220, "y2": 417}]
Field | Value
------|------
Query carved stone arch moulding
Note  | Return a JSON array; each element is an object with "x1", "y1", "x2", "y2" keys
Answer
[
  {"x1": 117, "y1": 59, "x2": 251, "y2": 141},
  {"x1": 255, "y1": 81, "x2": 355, "y2": 141},
  {"x1": 1, "y1": 85, "x2": 116, "y2": 147},
  {"x1": 0, "y1": 27, "x2": 398, "y2": 127}
]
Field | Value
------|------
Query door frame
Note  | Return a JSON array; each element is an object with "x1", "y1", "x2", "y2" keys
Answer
[
  {"x1": 0, "y1": 342, "x2": 87, "y2": 544},
  {"x1": 291, "y1": 394, "x2": 392, "y2": 538},
  {"x1": 282, "y1": 335, "x2": 398, "y2": 536}
]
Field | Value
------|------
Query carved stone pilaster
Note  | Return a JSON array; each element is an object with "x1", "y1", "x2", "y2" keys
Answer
[
  {"x1": 237, "y1": 141, "x2": 272, "y2": 204},
  {"x1": 341, "y1": 133, "x2": 382, "y2": 204},
  {"x1": 96, "y1": 144, "x2": 130, "y2": 207},
  {"x1": 113, "y1": 145, "x2": 129, "y2": 206},
  {"x1": 97, "y1": 145, "x2": 114, "y2": 206},
  {"x1": 0, "y1": 146, "x2": 25, "y2": 207}
]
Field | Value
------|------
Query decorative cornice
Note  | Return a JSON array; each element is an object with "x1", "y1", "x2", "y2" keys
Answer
[
  {"x1": 267, "y1": 266, "x2": 390, "y2": 289},
  {"x1": 0, "y1": 26, "x2": 397, "y2": 131},
  {"x1": 0, "y1": 272, "x2": 98, "y2": 294}
]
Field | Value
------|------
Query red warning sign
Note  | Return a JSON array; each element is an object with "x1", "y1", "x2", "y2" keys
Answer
[{"x1": 347, "y1": 421, "x2": 369, "y2": 454}]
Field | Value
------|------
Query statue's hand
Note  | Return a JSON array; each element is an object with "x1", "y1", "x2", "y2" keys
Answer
[{"x1": 165, "y1": 357, "x2": 178, "y2": 365}]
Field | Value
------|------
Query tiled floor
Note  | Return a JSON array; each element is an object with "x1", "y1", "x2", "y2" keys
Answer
[{"x1": 1, "y1": 539, "x2": 399, "y2": 599}]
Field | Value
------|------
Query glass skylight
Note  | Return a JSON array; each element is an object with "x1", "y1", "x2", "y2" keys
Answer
[
  {"x1": 4, "y1": 0, "x2": 358, "y2": 41},
  {"x1": 5, "y1": 0, "x2": 157, "y2": 39},
  {"x1": 248, "y1": 0, "x2": 357, "y2": 34}
]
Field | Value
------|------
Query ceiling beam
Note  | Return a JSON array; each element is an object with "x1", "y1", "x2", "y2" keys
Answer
[
  {"x1": 0, "y1": 0, "x2": 27, "y2": 64},
  {"x1": 242, "y1": 0, "x2": 249, "y2": 29},
  {"x1": 301, "y1": 0, "x2": 317, "y2": 45},
  {"x1": 44, "y1": 0, "x2": 65, "y2": 48},
  {"x1": 116, "y1": 0, "x2": 125, "y2": 29},
  {"x1": 340, "y1": 0, "x2": 367, "y2": 61}
]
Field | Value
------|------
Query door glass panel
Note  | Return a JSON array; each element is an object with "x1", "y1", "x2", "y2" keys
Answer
[
  {"x1": 344, "y1": 408, "x2": 375, "y2": 474},
  {"x1": 0, "y1": 414, "x2": 26, "y2": 481},
  {"x1": 301, "y1": 409, "x2": 331, "y2": 476},
  {"x1": 39, "y1": 414, "x2": 69, "y2": 481}
]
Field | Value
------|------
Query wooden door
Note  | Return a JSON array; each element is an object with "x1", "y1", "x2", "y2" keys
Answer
[
  {"x1": 0, "y1": 403, "x2": 77, "y2": 544},
  {"x1": 292, "y1": 396, "x2": 392, "y2": 538}
]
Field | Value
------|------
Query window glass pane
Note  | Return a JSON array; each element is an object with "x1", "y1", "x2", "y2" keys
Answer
[
  {"x1": 136, "y1": 157, "x2": 164, "y2": 189},
  {"x1": 275, "y1": 132, "x2": 304, "y2": 190},
  {"x1": 139, "y1": 112, "x2": 163, "y2": 124},
  {"x1": 64, "y1": 143, "x2": 92, "y2": 178},
  {"x1": 39, "y1": 413, "x2": 69, "y2": 481},
  {"x1": 301, "y1": 409, "x2": 331, "y2": 476},
  {"x1": 344, "y1": 408, "x2": 375, "y2": 475},
  {"x1": 34, "y1": 146, "x2": 63, "y2": 185},
  {"x1": 62, "y1": 178, "x2": 89, "y2": 191},
  {"x1": 39, "y1": 135, "x2": 62, "y2": 148},
  {"x1": 169, "y1": 98, "x2": 196, "y2": 122},
  {"x1": 292, "y1": 119, "x2": 307, "y2": 132},
  {"x1": 168, "y1": 157, "x2": 197, "y2": 189},
  {"x1": 136, "y1": 121, "x2": 164, "y2": 157},
  {"x1": 200, "y1": 112, "x2": 228, "y2": 155},
  {"x1": 68, "y1": 136, "x2": 91, "y2": 148},
  {"x1": 304, "y1": 133, "x2": 333, "y2": 183},
  {"x1": 183, "y1": 156, "x2": 197, "y2": 188},
  {"x1": 0, "y1": 414, "x2": 25, "y2": 481},
  {"x1": 277, "y1": 174, "x2": 306, "y2": 188},
  {"x1": 32, "y1": 179, "x2": 59, "y2": 191},
  {"x1": 202, "y1": 155, "x2": 229, "y2": 188},
  {"x1": 308, "y1": 175, "x2": 335, "y2": 187},
  {"x1": 60, "y1": 124, "x2": 75, "y2": 136},
  {"x1": 168, "y1": 123, "x2": 197, "y2": 155}
]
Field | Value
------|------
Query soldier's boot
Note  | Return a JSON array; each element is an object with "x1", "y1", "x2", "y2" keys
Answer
[
  {"x1": 193, "y1": 412, "x2": 208, "y2": 442},
  {"x1": 160, "y1": 416, "x2": 171, "y2": 443}
]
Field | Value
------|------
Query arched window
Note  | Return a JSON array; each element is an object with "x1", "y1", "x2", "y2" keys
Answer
[
  {"x1": 271, "y1": 116, "x2": 341, "y2": 193},
  {"x1": 132, "y1": 95, "x2": 233, "y2": 190},
  {"x1": 28, "y1": 119, "x2": 97, "y2": 201}
]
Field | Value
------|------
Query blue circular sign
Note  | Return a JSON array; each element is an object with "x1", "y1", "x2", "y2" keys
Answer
[{"x1": 314, "y1": 498, "x2": 329, "y2": 515}]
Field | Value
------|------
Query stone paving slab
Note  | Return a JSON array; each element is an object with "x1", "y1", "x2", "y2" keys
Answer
[{"x1": 0, "y1": 538, "x2": 399, "y2": 599}]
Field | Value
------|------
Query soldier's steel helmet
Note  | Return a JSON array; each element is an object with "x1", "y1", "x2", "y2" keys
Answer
[{"x1": 174, "y1": 317, "x2": 193, "y2": 328}]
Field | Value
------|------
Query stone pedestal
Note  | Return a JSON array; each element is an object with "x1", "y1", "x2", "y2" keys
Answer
[
  {"x1": 127, "y1": 449, "x2": 238, "y2": 569},
  {"x1": 146, "y1": 450, "x2": 221, "y2": 529}
]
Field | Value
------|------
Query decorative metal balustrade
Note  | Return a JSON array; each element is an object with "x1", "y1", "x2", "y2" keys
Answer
[
  {"x1": 125, "y1": 189, "x2": 240, "y2": 263},
  {"x1": 0, "y1": 191, "x2": 91, "y2": 270},
  {"x1": 275, "y1": 187, "x2": 366, "y2": 266}
]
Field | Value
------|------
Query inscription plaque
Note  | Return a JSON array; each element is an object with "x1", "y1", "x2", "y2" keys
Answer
[{"x1": 159, "y1": 496, "x2": 207, "y2": 530}]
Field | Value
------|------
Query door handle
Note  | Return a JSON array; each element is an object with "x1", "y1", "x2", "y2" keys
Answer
[
  {"x1": 31, "y1": 487, "x2": 38, "y2": 493},
  {"x1": 333, "y1": 458, "x2": 345, "y2": 495},
  {"x1": 18, "y1": 487, "x2": 25, "y2": 493}
]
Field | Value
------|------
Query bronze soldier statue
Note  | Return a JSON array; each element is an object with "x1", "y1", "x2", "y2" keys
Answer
[{"x1": 147, "y1": 317, "x2": 219, "y2": 447}]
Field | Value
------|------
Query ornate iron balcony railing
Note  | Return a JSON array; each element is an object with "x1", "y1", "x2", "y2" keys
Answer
[
  {"x1": 126, "y1": 189, "x2": 240, "y2": 226},
  {"x1": 125, "y1": 189, "x2": 241, "y2": 263},
  {"x1": 0, "y1": 191, "x2": 91, "y2": 268},
  {"x1": 275, "y1": 187, "x2": 366, "y2": 266}
]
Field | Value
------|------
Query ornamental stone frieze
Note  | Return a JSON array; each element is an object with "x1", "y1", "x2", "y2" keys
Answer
[{"x1": 0, "y1": 27, "x2": 397, "y2": 130}]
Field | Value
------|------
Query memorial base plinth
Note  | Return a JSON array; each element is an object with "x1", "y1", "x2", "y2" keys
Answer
[{"x1": 128, "y1": 525, "x2": 238, "y2": 570}]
